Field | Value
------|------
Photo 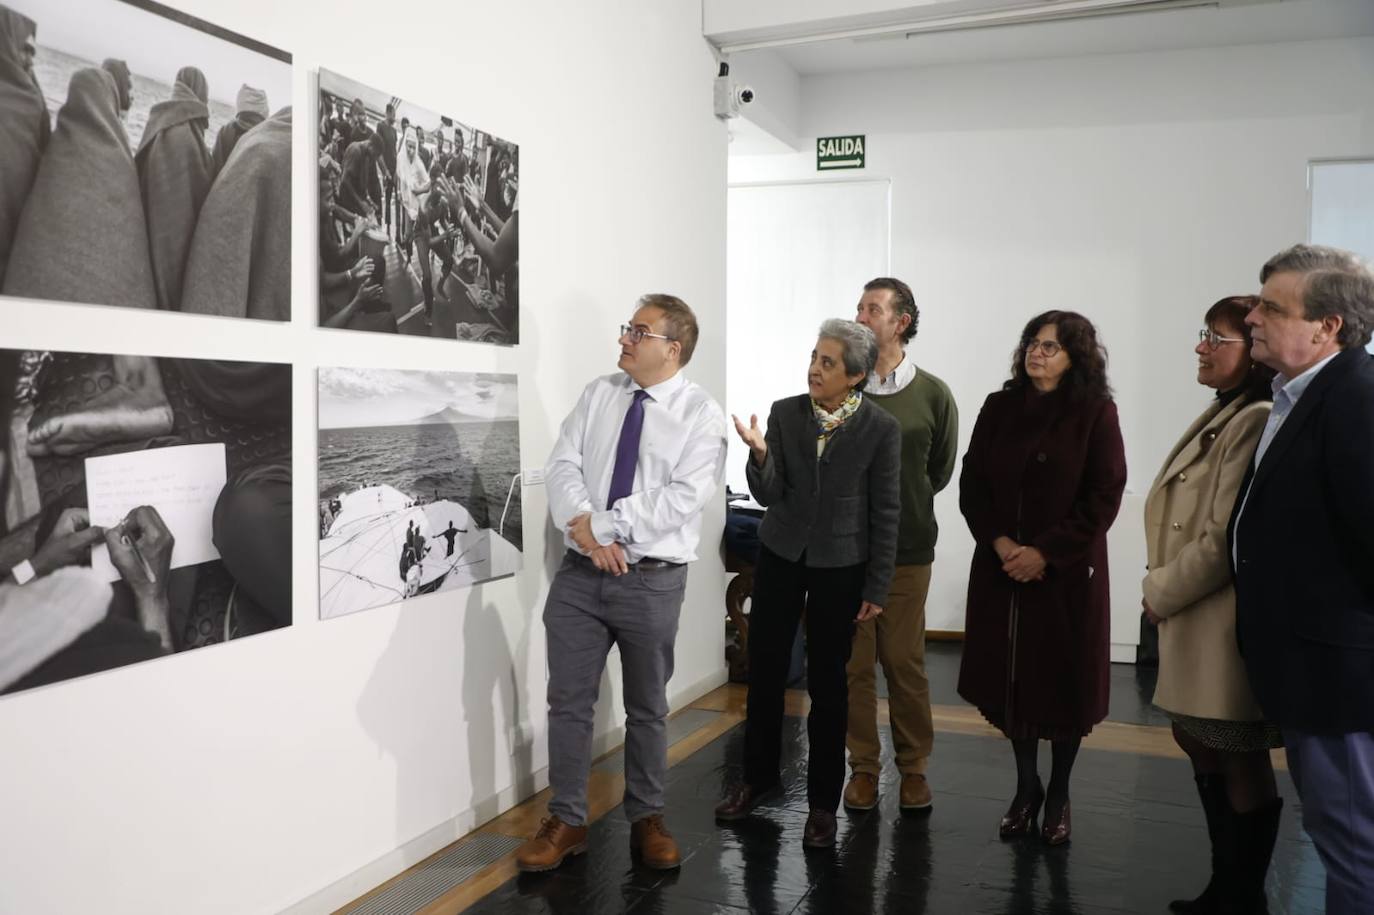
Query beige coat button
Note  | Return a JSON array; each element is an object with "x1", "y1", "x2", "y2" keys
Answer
[
  {"x1": 1178, "y1": 472, "x2": 1188, "y2": 482},
  {"x1": 1172, "y1": 522, "x2": 1183, "y2": 531}
]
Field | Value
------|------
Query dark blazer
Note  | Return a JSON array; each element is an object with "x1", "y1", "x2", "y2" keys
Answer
[
  {"x1": 745, "y1": 394, "x2": 901, "y2": 606},
  {"x1": 957, "y1": 386, "x2": 1127, "y2": 734},
  {"x1": 1228, "y1": 346, "x2": 1374, "y2": 734}
]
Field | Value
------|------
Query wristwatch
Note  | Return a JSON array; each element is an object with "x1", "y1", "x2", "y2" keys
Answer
[{"x1": 10, "y1": 559, "x2": 36, "y2": 586}]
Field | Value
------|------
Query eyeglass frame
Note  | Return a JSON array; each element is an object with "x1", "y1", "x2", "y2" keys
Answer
[
  {"x1": 1022, "y1": 339, "x2": 1064, "y2": 357},
  {"x1": 1197, "y1": 328, "x2": 1246, "y2": 349},
  {"x1": 619, "y1": 323, "x2": 675, "y2": 345}
]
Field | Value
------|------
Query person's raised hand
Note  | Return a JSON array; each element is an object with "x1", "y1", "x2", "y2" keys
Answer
[{"x1": 731, "y1": 414, "x2": 766, "y2": 462}]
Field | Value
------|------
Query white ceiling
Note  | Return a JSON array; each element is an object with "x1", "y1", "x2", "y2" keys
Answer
[{"x1": 749, "y1": 0, "x2": 1374, "y2": 76}]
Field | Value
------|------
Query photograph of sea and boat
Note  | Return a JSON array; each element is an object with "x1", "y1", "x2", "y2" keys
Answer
[
  {"x1": 0, "y1": 0, "x2": 293, "y2": 320},
  {"x1": 317, "y1": 367, "x2": 522, "y2": 620},
  {"x1": 0, "y1": 345, "x2": 292, "y2": 696},
  {"x1": 318, "y1": 68, "x2": 519, "y2": 343}
]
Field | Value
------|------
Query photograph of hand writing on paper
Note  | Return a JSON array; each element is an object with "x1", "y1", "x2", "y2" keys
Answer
[
  {"x1": 317, "y1": 68, "x2": 518, "y2": 342},
  {"x1": 0, "y1": 346, "x2": 291, "y2": 696},
  {"x1": 317, "y1": 367, "x2": 521, "y2": 619},
  {"x1": 0, "y1": 0, "x2": 292, "y2": 319}
]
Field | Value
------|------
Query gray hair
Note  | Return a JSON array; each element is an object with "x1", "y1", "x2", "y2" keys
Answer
[
  {"x1": 1260, "y1": 244, "x2": 1374, "y2": 349},
  {"x1": 818, "y1": 318, "x2": 879, "y2": 390}
]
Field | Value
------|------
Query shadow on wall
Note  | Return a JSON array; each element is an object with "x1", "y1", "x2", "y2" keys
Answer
[{"x1": 350, "y1": 416, "x2": 494, "y2": 856}]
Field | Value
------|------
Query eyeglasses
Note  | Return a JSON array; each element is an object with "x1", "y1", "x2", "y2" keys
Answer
[
  {"x1": 1198, "y1": 329, "x2": 1245, "y2": 349},
  {"x1": 1024, "y1": 340, "x2": 1063, "y2": 357},
  {"x1": 620, "y1": 323, "x2": 674, "y2": 345}
]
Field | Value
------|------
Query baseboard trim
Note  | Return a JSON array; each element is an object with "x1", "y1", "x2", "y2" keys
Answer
[
  {"x1": 926, "y1": 630, "x2": 964, "y2": 641},
  {"x1": 279, "y1": 666, "x2": 731, "y2": 915},
  {"x1": 1110, "y1": 642, "x2": 1138, "y2": 664}
]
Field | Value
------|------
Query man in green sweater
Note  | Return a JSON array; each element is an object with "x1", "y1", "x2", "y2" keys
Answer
[{"x1": 844, "y1": 276, "x2": 958, "y2": 812}]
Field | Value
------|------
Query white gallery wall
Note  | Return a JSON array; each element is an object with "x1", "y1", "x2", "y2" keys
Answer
[
  {"x1": 0, "y1": 1, "x2": 728, "y2": 913},
  {"x1": 729, "y1": 37, "x2": 1374, "y2": 650}
]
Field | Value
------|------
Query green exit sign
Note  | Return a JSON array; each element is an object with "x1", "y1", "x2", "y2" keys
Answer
[{"x1": 817, "y1": 135, "x2": 865, "y2": 170}]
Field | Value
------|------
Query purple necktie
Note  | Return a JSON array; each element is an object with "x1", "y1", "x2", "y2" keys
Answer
[{"x1": 607, "y1": 389, "x2": 650, "y2": 507}]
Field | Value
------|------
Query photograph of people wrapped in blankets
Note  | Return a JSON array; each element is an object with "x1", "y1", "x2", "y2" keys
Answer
[
  {"x1": 0, "y1": 347, "x2": 292, "y2": 697},
  {"x1": 0, "y1": 0, "x2": 291, "y2": 320},
  {"x1": 318, "y1": 69, "x2": 519, "y2": 343},
  {"x1": 317, "y1": 367, "x2": 522, "y2": 620}
]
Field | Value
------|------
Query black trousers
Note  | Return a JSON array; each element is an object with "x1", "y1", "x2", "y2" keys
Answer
[{"x1": 744, "y1": 544, "x2": 865, "y2": 812}]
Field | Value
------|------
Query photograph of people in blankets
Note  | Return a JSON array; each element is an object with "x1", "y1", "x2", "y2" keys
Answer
[
  {"x1": 0, "y1": 346, "x2": 292, "y2": 697},
  {"x1": 317, "y1": 367, "x2": 522, "y2": 619},
  {"x1": 0, "y1": 0, "x2": 292, "y2": 320},
  {"x1": 318, "y1": 68, "x2": 519, "y2": 343}
]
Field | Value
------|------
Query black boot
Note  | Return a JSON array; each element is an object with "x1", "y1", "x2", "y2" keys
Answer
[
  {"x1": 1170, "y1": 774, "x2": 1228, "y2": 914},
  {"x1": 1221, "y1": 798, "x2": 1282, "y2": 915}
]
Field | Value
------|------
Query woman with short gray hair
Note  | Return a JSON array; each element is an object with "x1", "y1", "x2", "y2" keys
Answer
[{"x1": 715, "y1": 318, "x2": 900, "y2": 850}]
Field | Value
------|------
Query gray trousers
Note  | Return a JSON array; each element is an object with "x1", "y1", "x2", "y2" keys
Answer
[
  {"x1": 1284, "y1": 728, "x2": 1374, "y2": 914},
  {"x1": 545, "y1": 551, "x2": 688, "y2": 826}
]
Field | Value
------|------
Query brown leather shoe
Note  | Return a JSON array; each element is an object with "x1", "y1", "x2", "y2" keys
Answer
[
  {"x1": 630, "y1": 814, "x2": 682, "y2": 870},
  {"x1": 515, "y1": 816, "x2": 588, "y2": 872},
  {"x1": 1041, "y1": 797, "x2": 1071, "y2": 846},
  {"x1": 715, "y1": 782, "x2": 780, "y2": 822},
  {"x1": 900, "y1": 773, "x2": 934, "y2": 811},
  {"x1": 843, "y1": 773, "x2": 879, "y2": 811},
  {"x1": 803, "y1": 808, "x2": 838, "y2": 849}
]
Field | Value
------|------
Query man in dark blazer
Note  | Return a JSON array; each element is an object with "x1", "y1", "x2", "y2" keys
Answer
[{"x1": 1229, "y1": 243, "x2": 1374, "y2": 915}]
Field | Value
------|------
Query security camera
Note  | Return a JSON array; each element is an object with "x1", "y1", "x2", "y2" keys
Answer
[{"x1": 714, "y1": 76, "x2": 755, "y2": 119}]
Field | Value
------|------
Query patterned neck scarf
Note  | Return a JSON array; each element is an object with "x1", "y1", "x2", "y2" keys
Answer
[{"x1": 812, "y1": 388, "x2": 862, "y2": 452}]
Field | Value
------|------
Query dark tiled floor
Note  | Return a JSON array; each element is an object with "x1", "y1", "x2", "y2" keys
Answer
[
  {"x1": 463, "y1": 717, "x2": 1324, "y2": 914},
  {"x1": 881, "y1": 642, "x2": 1169, "y2": 729}
]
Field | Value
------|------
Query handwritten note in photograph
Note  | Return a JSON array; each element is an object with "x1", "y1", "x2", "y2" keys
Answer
[{"x1": 85, "y1": 443, "x2": 228, "y2": 583}]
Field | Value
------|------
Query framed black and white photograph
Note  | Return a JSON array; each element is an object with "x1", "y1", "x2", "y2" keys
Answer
[
  {"x1": 0, "y1": 0, "x2": 292, "y2": 319},
  {"x1": 317, "y1": 367, "x2": 522, "y2": 620},
  {"x1": 317, "y1": 68, "x2": 519, "y2": 343},
  {"x1": 0, "y1": 346, "x2": 292, "y2": 696}
]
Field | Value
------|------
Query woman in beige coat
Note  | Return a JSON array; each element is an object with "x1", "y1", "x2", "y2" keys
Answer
[{"x1": 1143, "y1": 295, "x2": 1281, "y2": 915}]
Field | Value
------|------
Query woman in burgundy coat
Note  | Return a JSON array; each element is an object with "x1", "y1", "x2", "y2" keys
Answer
[{"x1": 957, "y1": 311, "x2": 1127, "y2": 846}]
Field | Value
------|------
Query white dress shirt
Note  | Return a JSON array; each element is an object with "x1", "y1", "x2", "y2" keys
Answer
[
  {"x1": 546, "y1": 371, "x2": 728, "y2": 564},
  {"x1": 1232, "y1": 351, "x2": 1340, "y2": 567},
  {"x1": 867, "y1": 352, "x2": 917, "y2": 395}
]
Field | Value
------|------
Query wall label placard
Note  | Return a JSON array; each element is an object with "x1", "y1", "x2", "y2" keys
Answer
[{"x1": 817, "y1": 135, "x2": 865, "y2": 170}]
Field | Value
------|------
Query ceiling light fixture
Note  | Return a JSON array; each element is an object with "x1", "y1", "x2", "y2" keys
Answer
[{"x1": 715, "y1": 0, "x2": 1279, "y2": 54}]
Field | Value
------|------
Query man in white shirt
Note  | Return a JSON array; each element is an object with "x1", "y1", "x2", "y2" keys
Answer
[{"x1": 515, "y1": 294, "x2": 728, "y2": 874}]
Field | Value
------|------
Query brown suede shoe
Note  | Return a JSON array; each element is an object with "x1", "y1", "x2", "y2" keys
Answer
[
  {"x1": 715, "y1": 782, "x2": 780, "y2": 822},
  {"x1": 630, "y1": 814, "x2": 682, "y2": 870},
  {"x1": 802, "y1": 809, "x2": 837, "y2": 849},
  {"x1": 900, "y1": 773, "x2": 933, "y2": 811},
  {"x1": 515, "y1": 816, "x2": 589, "y2": 872},
  {"x1": 843, "y1": 773, "x2": 879, "y2": 811}
]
